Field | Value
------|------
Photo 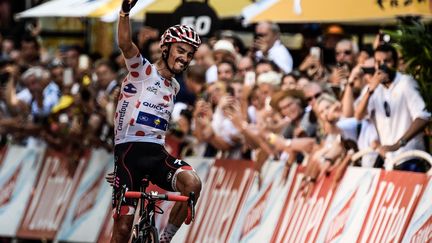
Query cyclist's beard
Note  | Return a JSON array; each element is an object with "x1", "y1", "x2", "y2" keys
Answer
[{"x1": 170, "y1": 57, "x2": 189, "y2": 74}]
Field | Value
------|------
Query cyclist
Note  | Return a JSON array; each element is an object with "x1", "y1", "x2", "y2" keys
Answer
[{"x1": 111, "y1": 1, "x2": 202, "y2": 242}]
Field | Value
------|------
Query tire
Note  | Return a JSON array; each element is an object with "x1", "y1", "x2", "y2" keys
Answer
[{"x1": 144, "y1": 226, "x2": 159, "y2": 243}]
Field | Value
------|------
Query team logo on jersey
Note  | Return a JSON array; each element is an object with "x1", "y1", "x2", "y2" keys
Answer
[
  {"x1": 117, "y1": 100, "x2": 129, "y2": 131},
  {"x1": 174, "y1": 159, "x2": 183, "y2": 166},
  {"x1": 123, "y1": 83, "x2": 137, "y2": 98},
  {"x1": 154, "y1": 81, "x2": 161, "y2": 88},
  {"x1": 142, "y1": 101, "x2": 171, "y2": 116},
  {"x1": 146, "y1": 86, "x2": 158, "y2": 95},
  {"x1": 167, "y1": 171, "x2": 173, "y2": 181}
]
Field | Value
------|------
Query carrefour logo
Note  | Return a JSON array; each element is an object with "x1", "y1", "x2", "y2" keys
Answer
[{"x1": 123, "y1": 83, "x2": 137, "y2": 98}]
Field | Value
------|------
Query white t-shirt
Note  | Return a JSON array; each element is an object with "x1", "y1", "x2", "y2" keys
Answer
[{"x1": 114, "y1": 53, "x2": 180, "y2": 145}]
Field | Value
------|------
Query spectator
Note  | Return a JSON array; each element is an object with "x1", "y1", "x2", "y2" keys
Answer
[
  {"x1": 194, "y1": 43, "x2": 217, "y2": 83},
  {"x1": 217, "y1": 59, "x2": 236, "y2": 83},
  {"x1": 236, "y1": 56, "x2": 254, "y2": 80},
  {"x1": 19, "y1": 36, "x2": 40, "y2": 67},
  {"x1": 355, "y1": 44, "x2": 431, "y2": 172},
  {"x1": 253, "y1": 21, "x2": 293, "y2": 74}
]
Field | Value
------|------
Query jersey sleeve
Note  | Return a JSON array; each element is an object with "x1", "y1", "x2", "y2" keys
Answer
[{"x1": 124, "y1": 52, "x2": 151, "y2": 82}]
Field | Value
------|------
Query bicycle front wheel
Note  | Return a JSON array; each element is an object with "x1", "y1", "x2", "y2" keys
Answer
[{"x1": 143, "y1": 225, "x2": 159, "y2": 243}]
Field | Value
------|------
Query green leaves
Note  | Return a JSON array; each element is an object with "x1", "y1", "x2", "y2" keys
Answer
[{"x1": 385, "y1": 21, "x2": 432, "y2": 112}]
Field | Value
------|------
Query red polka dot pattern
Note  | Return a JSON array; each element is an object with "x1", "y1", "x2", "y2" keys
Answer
[
  {"x1": 136, "y1": 131, "x2": 145, "y2": 136},
  {"x1": 131, "y1": 72, "x2": 139, "y2": 78},
  {"x1": 129, "y1": 118, "x2": 135, "y2": 125},
  {"x1": 130, "y1": 63, "x2": 139, "y2": 68},
  {"x1": 146, "y1": 65, "x2": 152, "y2": 75},
  {"x1": 135, "y1": 101, "x2": 140, "y2": 108},
  {"x1": 164, "y1": 79, "x2": 170, "y2": 87},
  {"x1": 163, "y1": 95, "x2": 169, "y2": 102},
  {"x1": 115, "y1": 112, "x2": 118, "y2": 118}
]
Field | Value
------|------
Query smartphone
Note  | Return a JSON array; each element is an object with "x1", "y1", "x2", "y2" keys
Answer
[
  {"x1": 63, "y1": 68, "x2": 74, "y2": 86},
  {"x1": 310, "y1": 46, "x2": 321, "y2": 59},
  {"x1": 79, "y1": 54, "x2": 90, "y2": 70},
  {"x1": 244, "y1": 71, "x2": 256, "y2": 86}
]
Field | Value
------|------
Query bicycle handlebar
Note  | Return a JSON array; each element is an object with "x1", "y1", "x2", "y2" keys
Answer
[{"x1": 124, "y1": 191, "x2": 189, "y2": 202}]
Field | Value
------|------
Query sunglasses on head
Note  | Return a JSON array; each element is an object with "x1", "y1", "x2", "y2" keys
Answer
[
  {"x1": 336, "y1": 50, "x2": 352, "y2": 55},
  {"x1": 384, "y1": 101, "x2": 391, "y2": 117},
  {"x1": 306, "y1": 92, "x2": 322, "y2": 102}
]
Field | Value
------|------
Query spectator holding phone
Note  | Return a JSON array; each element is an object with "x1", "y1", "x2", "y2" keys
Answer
[
  {"x1": 253, "y1": 21, "x2": 293, "y2": 74},
  {"x1": 355, "y1": 44, "x2": 431, "y2": 172}
]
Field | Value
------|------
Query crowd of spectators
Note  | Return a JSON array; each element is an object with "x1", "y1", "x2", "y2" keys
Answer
[{"x1": 0, "y1": 21, "x2": 430, "y2": 188}]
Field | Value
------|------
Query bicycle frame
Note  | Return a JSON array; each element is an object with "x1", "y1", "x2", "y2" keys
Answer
[{"x1": 117, "y1": 176, "x2": 195, "y2": 243}]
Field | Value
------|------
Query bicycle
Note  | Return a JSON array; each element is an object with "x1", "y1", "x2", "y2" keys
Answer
[{"x1": 114, "y1": 176, "x2": 195, "y2": 243}]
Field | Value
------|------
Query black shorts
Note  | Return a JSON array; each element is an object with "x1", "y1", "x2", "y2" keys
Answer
[{"x1": 112, "y1": 142, "x2": 193, "y2": 208}]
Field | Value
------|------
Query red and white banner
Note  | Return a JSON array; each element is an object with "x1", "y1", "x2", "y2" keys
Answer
[
  {"x1": 55, "y1": 149, "x2": 114, "y2": 243},
  {"x1": 402, "y1": 176, "x2": 432, "y2": 243},
  {"x1": 231, "y1": 161, "x2": 298, "y2": 243},
  {"x1": 184, "y1": 159, "x2": 256, "y2": 243},
  {"x1": 357, "y1": 170, "x2": 427, "y2": 243},
  {"x1": 316, "y1": 167, "x2": 381, "y2": 243},
  {"x1": 0, "y1": 146, "x2": 44, "y2": 237},
  {"x1": 16, "y1": 149, "x2": 89, "y2": 240},
  {"x1": 1, "y1": 149, "x2": 431, "y2": 242},
  {"x1": 271, "y1": 166, "x2": 338, "y2": 243}
]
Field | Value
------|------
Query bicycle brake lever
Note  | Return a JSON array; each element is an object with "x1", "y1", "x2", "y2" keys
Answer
[
  {"x1": 114, "y1": 185, "x2": 127, "y2": 219},
  {"x1": 188, "y1": 192, "x2": 195, "y2": 223}
]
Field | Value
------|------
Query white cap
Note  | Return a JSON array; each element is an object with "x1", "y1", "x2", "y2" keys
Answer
[
  {"x1": 213, "y1": 40, "x2": 236, "y2": 54},
  {"x1": 257, "y1": 71, "x2": 282, "y2": 87}
]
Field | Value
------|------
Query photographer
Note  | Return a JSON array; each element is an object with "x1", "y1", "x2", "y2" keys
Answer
[{"x1": 355, "y1": 44, "x2": 431, "y2": 172}]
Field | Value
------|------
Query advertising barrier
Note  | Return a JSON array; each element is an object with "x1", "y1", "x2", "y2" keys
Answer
[
  {"x1": 316, "y1": 167, "x2": 381, "y2": 242},
  {"x1": 0, "y1": 146, "x2": 44, "y2": 237},
  {"x1": 402, "y1": 176, "x2": 432, "y2": 243},
  {"x1": 56, "y1": 149, "x2": 114, "y2": 243},
  {"x1": 357, "y1": 170, "x2": 427, "y2": 243},
  {"x1": 16, "y1": 148, "x2": 89, "y2": 240},
  {"x1": 0, "y1": 145, "x2": 430, "y2": 242},
  {"x1": 233, "y1": 161, "x2": 298, "y2": 243},
  {"x1": 184, "y1": 159, "x2": 256, "y2": 243}
]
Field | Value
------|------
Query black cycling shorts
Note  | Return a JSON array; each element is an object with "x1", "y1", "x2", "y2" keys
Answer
[{"x1": 112, "y1": 142, "x2": 193, "y2": 208}]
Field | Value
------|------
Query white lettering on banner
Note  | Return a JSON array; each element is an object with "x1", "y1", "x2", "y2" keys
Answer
[
  {"x1": 411, "y1": 220, "x2": 432, "y2": 243},
  {"x1": 188, "y1": 165, "x2": 253, "y2": 242},
  {"x1": 273, "y1": 175, "x2": 303, "y2": 243},
  {"x1": 325, "y1": 190, "x2": 357, "y2": 242},
  {"x1": 180, "y1": 16, "x2": 211, "y2": 35},
  {"x1": 28, "y1": 156, "x2": 73, "y2": 230},
  {"x1": 273, "y1": 173, "x2": 333, "y2": 243},
  {"x1": 360, "y1": 182, "x2": 423, "y2": 243},
  {"x1": 240, "y1": 183, "x2": 272, "y2": 238},
  {"x1": 0, "y1": 164, "x2": 21, "y2": 207},
  {"x1": 72, "y1": 168, "x2": 105, "y2": 222}
]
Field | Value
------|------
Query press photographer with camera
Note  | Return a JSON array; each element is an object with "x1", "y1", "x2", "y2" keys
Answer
[{"x1": 355, "y1": 44, "x2": 431, "y2": 172}]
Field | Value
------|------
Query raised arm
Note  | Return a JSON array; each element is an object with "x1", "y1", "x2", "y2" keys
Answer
[{"x1": 118, "y1": 0, "x2": 139, "y2": 58}]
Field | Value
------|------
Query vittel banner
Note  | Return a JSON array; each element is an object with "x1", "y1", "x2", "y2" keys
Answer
[
  {"x1": 357, "y1": 170, "x2": 427, "y2": 243},
  {"x1": 402, "y1": 176, "x2": 432, "y2": 243},
  {"x1": 17, "y1": 149, "x2": 89, "y2": 240},
  {"x1": 185, "y1": 159, "x2": 255, "y2": 243}
]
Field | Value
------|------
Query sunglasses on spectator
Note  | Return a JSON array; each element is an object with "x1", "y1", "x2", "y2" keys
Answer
[
  {"x1": 336, "y1": 50, "x2": 352, "y2": 55},
  {"x1": 306, "y1": 92, "x2": 322, "y2": 102},
  {"x1": 384, "y1": 101, "x2": 391, "y2": 117}
]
